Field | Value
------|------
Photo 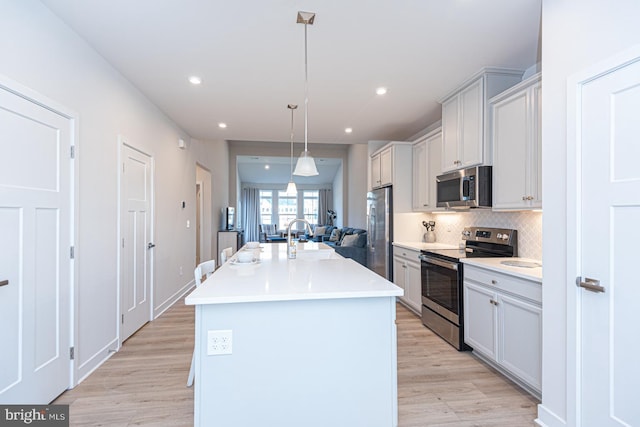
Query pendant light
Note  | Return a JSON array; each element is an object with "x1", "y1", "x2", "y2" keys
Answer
[
  {"x1": 285, "y1": 104, "x2": 298, "y2": 195},
  {"x1": 293, "y1": 11, "x2": 319, "y2": 177}
]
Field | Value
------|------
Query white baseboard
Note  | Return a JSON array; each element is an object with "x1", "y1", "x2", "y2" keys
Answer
[
  {"x1": 74, "y1": 337, "x2": 119, "y2": 386},
  {"x1": 535, "y1": 404, "x2": 567, "y2": 427},
  {"x1": 153, "y1": 280, "x2": 195, "y2": 318}
]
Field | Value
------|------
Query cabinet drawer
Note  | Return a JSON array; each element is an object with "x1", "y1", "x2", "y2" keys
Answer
[
  {"x1": 393, "y1": 247, "x2": 420, "y2": 263},
  {"x1": 464, "y1": 266, "x2": 541, "y2": 304}
]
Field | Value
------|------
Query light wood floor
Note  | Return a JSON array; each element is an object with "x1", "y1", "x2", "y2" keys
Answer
[{"x1": 55, "y1": 300, "x2": 538, "y2": 426}]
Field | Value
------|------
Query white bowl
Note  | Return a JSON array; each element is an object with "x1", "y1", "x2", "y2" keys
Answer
[
  {"x1": 236, "y1": 251, "x2": 254, "y2": 263},
  {"x1": 245, "y1": 241, "x2": 260, "y2": 249}
]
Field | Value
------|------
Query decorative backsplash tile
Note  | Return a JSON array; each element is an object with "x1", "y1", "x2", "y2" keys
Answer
[{"x1": 410, "y1": 210, "x2": 542, "y2": 260}]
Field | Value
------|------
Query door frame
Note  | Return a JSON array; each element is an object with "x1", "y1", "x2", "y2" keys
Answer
[
  {"x1": 566, "y1": 43, "x2": 640, "y2": 426},
  {"x1": 0, "y1": 73, "x2": 78, "y2": 389},
  {"x1": 117, "y1": 136, "x2": 155, "y2": 348}
]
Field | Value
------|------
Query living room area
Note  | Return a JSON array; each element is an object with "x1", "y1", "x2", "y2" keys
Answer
[{"x1": 229, "y1": 140, "x2": 371, "y2": 265}]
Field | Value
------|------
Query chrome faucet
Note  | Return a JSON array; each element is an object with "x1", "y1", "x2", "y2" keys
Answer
[{"x1": 286, "y1": 218, "x2": 313, "y2": 259}]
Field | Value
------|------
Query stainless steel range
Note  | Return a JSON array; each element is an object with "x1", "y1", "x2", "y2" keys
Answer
[{"x1": 419, "y1": 226, "x2": 518, "y2": 350}]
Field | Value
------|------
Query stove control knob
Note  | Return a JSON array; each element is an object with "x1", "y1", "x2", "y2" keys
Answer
[
  {"x1": 496, "y1": 233, "x2": 503, "y2": 239},
  {"x1": 501, "y1": 233, "x2": 510, "y2": 241},
  {"x1": 462, "y1": 230, "x2": 471, "y2": 237}
]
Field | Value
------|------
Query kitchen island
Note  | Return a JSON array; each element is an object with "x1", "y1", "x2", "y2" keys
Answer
[{"x1": 185, "y1": 242, "x2": 403, "y2": 427}]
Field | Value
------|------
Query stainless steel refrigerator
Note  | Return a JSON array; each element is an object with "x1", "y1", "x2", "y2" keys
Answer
[{"x1": 366, "y1": 187, "x2": 393, "y2": 281}]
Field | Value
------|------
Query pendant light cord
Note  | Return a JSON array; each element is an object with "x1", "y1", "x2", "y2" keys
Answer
[
  {"x1": 304, "y1": 22, "x2": 309, "y2": 153},
  {"x1": 290, "y1": 107, "x2": 294, "y2": 180}
]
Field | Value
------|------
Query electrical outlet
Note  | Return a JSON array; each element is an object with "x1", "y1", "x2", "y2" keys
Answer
[{"x1": 207, "y1": 330, "x2": 233, "y2": 355}]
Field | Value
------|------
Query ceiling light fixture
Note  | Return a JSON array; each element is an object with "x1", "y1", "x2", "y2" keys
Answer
[
  {"x1": 189, "y1": 76, "x2": 202, "y2": 85},
  {"x1": 293, "y1": 11, "x2": 319, "y2": 177},
  {"x1": 345, "y1": 127, "x2": 353, "y2": 134},
  {"x1": 286, "y1": 104, "x2": 298, "y2": 196},
  {"x1": 264, "y1": 164, "x2": 270, "y2": 170},
  {"x1": 376, "y1": 87, "x2": 387, "y2": 95},
  {"x1": 218, "y1": 123, "x2": 227, "y2": 129}
]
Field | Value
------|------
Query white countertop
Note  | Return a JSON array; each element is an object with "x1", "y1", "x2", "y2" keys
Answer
[
  {"x1": 393, "y1": 241, "x2": 458, "y2": 251},
  {"x1": 185, "y1": 242, "x2": 403, "y2": 305},
  {"x1": 461, "y1": 257, "x2": 543, "y2": 282}
]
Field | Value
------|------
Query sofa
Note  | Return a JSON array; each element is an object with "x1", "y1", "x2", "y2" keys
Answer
[{"x1": 306, "y1": 226, "x2": 367, "y2": 266}]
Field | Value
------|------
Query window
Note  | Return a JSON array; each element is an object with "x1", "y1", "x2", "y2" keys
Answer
[
  {"x1": 277, "y1": 191, "x2": 297, "y2": 230},
  {"x1": 256, "y1": 189, "x2": 322, "y2": 231},
  {"x1": 259, "y1": 190, "x2": 273, "y2": 226},
  {"x1": 303, "y1": 190, "x2": 319, "y2": 225}
]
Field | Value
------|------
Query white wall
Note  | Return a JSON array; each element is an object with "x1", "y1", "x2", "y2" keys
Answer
[
  {"x1": 540, "y1": 1, "x2": 640, "y2": 426},
  {"x1": 0, "y1": 1, "x2": 227, "y2": 383},
  {"x1": 347, "y1": 144, "x2": 368, "y2": 229}
]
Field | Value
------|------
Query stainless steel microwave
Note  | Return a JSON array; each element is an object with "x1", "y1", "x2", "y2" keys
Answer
[{"x1": 436, "y1": 166, "x2": 492, "y2": 209}]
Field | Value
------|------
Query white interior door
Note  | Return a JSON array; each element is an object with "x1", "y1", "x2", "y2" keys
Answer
[
  {"x1": 576, "y1": 51, "x2": 640, "y2": 426},
  {"x1": 0, "y1": 83, "x2": 72, "y2": 403},
  {"x1": 120, "y1": 143, "x2": 153, "y2": 342}
]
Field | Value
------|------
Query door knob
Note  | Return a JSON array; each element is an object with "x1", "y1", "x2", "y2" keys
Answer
[
  {"x1": 576, "y1": 276, "x2": 605, "y2": 293},
  {"x1": 147, "y1": 242, "x2": 156, "y2": 250},
  {"x1": 0, "y1": 280, "x2": 8, "y2": 287}
]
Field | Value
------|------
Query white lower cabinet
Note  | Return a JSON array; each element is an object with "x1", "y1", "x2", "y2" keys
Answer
[
  {"x1": 393, "y1": 247, "x2": 422, "y2": 314},
  {"x1": 463, "y1": 265, "x2": 542, "y2": 397}
]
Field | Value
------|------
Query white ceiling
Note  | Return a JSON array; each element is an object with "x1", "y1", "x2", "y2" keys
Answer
[
  {"x1": 237, "y1": 155, "x2": 341, "y2": 185},
  {"x1": 40, "y1": 0, "x2": 541, "y2": 145}
]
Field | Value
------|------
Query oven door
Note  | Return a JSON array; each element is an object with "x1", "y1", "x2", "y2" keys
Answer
[{"x1": 420, "y1": 255, "x2": 461, "y2": 325}]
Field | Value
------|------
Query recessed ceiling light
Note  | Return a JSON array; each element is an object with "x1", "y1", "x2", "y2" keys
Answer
[
  {"x1": 376, "y1": 87, "x2": 387, "y2": 95},
  {"x1": 264, "y1": 165, "x2": 270, "y2": 170},
  {"x1": 218, "y1": 123, "x2": 227, "y2": 129},
  {"x1": 189, "y1": 76, "x2": 202, "y2": 85},
  {"x1": 345, "y1": 127, "x2": 353, "y2": 134}
]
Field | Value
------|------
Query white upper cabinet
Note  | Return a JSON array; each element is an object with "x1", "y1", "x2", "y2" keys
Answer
[
  {"x1": 440, "y1": 68, "x2": 524, "y2": 173},
  {"x1": 491, "y1": 73, "x2": 542, "y2": 210},
  {"x1": 412, "y1": 129, "x2": 442, "y2": 212},
  {"x1": 370, "y1": 142, "x2": 413, "y2": 212},
  {"x1": 371, "y1": 146, "x2": 392, "y2": 189}
]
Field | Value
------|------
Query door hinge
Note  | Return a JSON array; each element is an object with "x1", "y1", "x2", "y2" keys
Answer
[
  {"x1": 122, "y1": 162, "x2": 125, "y2": 173},
  {"x1": 70, "y1": 146, "x2": 75, "y2": 159},
  {"x1": 122, "y1": 238, "x2": 125, "y2": 248},
  {"x1": 121, "y1": 314, "x2": 124, "y2": 324},
  {"x1": 70, "y1": 246, "x2": 75, "y2": 259},
  {"x1": 70, "y1": 347, "x2": 75, "y2": 360}
]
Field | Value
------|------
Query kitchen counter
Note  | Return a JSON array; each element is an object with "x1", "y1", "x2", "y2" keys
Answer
[
  {"x1": 392, "y1": 241, "x2": 458, "y2": 251},
  {"x1": 461, "y1": 257, "x2": 542, "y2": 282},
  {"x1": 186, "y1": 242, "x2": 402, "y2": 305},
  {"x1": 186, "y1": 242, "x2": 402, "y2": 427}
]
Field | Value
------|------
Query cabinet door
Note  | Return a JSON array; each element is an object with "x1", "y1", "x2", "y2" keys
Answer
[
  {"x1": 412, "y1": 141, "x2": 428, "y2": 211},
  {"x1": 392, "y1": 256, "x2": 406, "y2": 292},
  {"x1": 427, "y1": 132, "x2": 443, "y2": 210},
  {"x1": 497, "y1": 294, "x2": 542, "y2": 392},
  {"x1": 460, "y1": 78, "x2": 484, "y2": 168},
  {"x1": 463, "y1": 282, "x2": 497, "y2": 359},
  {"x1": 371, "y1": 154, "x2": 381, "y2": 189},
  {"x1": 406, "y1": 260, "x2": 422, "y2": 313},
  {"x1": 441, "y1": 96, "x2": 460, "y2": 172},
  {"x1": 529, "y1": 83, "x2": 542, "y2": 207},
  {"x1": 379, "y1": 148, "x2": 393, "y2": 187},
  {"x1": 492, "y1": 90, "x2": 529, "y2": 209}
]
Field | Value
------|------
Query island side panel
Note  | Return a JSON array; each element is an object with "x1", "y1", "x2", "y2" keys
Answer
[{"x1": 193, "y1": 297, "x2": 398, "y2": 427}]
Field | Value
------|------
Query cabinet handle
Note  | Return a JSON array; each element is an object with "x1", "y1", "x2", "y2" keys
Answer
[
  {"x1": 0, "y1": 280, "x2": 8, "y2": 287},
  {"x1": 522, "y1": 196, "x2": 526, "y2": 201},
  {"x1": 491, "y1": 279, "x2": 497, "y2": 285},
  {"x1": 527, "y1": 196, "x2": 534, "y2": 201}
]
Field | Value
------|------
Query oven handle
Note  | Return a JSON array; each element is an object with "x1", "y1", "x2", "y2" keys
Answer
[{"x1": 419, "y1": 255, "x2": 458, "y2": 271}]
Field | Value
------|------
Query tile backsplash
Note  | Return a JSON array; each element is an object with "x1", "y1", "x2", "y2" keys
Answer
[{"x1": 395, "y1": 210, "x2": 542, "y2": 260}]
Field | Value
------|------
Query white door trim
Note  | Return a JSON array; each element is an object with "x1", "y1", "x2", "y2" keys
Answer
[
  {"x1": 116, "y1": 136, "x2": 155, "y2": 347},
  {"x1": 0, "y1": 72, "x2": 79, "y2": 389},
  {"x1": 566, "y1": 43, "x2": 640, "y2": 427}
]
